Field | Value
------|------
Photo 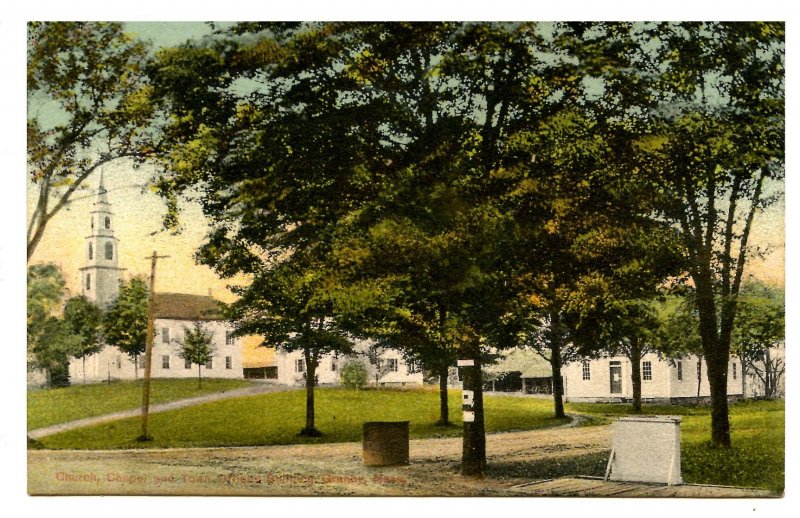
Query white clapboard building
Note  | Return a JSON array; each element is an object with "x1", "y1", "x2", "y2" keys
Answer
[
  {"x1": 562, "y1": 353, "x2": 743, "y2": 403},
  {"x1": 68, "y1": 175, "x2": 242, "y2": 382},
  {"x1": 275, "y1": 340, "x2": 423, "y2": 387}
]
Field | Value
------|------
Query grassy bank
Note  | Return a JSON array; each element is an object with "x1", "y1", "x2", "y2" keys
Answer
[
  {"x1": 28, "y1": 378, "x2": 256, "y2": 430},
  {"x1": 567, "y1": 399, "x2": 785, "y2": 493},
  {"x1": 37, "y1": 387, "x2": 567, "y2": 449}
]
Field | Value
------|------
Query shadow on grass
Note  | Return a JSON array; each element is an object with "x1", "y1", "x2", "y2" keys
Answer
[{"x1": 487, "y1": 451, "x2": 610, "y2": 480}]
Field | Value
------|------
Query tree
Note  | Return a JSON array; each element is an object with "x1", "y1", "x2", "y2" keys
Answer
[
  {"x1": 27, "y1": 263, "x2": 67, "y2": 363},
  {"x1": 103, "y1": 277, "x2": 149, "y2": 378},
  {"x1": 27, "y1": 263, "x2": 76, "y2": 385},
  {"x1": 148, "y1": 23, "x2": 387, "y2": 437},
  {"x1": 339, "y1": 358, "x2": 368, "y2": 389},
  {"x1": 63, "y1": 296, "x2": 104, "y2": 384},
  {"x1": 177, "y1": 322, "x2": 215, "y2": 387},
  {"x1": 228, "y1": 260, "x2": 354, "y2": 437},
  {"x1": 30, "y1": 317, "x2": 81, "y2": 387},
  {"x1": 27, "y1": 22, "x2": 154, "y2": 260},
  {"x1": 628, "y1": 22, "x2": 784, "y2": 446},
  {"x1": 732, "y1": 281, "x2": 784, "y2": 398}
]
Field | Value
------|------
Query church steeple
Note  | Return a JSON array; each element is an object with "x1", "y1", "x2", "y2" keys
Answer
[{"x1": 80, "y1": 171, "x2": 124, "y2": 308}]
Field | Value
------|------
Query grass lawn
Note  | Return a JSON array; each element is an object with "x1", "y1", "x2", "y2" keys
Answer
[
  {"x1": 567, "y1": 399, "x2": 785, "y2": 493},
  {"x1": 28, "y1": 378, "x2": 256, "y2": 430},
  {"x1": 37, "y1": 387, "x2": 567, "y2": 449}
]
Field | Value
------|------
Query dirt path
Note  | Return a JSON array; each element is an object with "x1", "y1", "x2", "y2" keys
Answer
[
  {"x1": 28, "y1": 422, "x2": 612, "y2": 496},
  {"x1": 28, "y1": 382, "x2": 291, "y2": 440}
]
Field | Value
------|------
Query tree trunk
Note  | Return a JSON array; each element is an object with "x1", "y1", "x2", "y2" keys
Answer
[
  {"x1": 706, "y1": 357, "x2": 731, "y2": 446},
  {"x1": 436, "y1": 363, "x2": 450, "y2": 426},
  {"x1": 695, "y1": 273, "x2": 732, "y2": 447},
  {"x1": 134, "y1": 356, "x2": 139, "y2": 380},
  {"x1": 548, "y1": 311, "x2": 566, "y2": 419},
  {"x1": 696, "y1": 357, "x2": 702, "y2": 398},
  {"x1": 299, "y1": 348, "x2": 321, "y2": 437},
  {"x1": 739, "y1": 352, "x2": 748, "y2": 399},
  {"x1": 630, "y1": 339, "x2": 642, "y2": 414},
  {"x1": 82, "y1": 356, "x2": 86, "y2": 385},
  {"x1": 460, "y1": 342, "x2": 485, "y2": 477},
  {"x1": 198, "y1": 363, "x2": 202, "y2": 388},
  {"x1": 764, "y1": 349, "x2": 773, "y2": 398}
]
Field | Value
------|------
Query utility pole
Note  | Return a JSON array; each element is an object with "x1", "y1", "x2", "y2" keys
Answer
[{"x1": 137, "y1": 250, "x2": 170, "y2": 442}]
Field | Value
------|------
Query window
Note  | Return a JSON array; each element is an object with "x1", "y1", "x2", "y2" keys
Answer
[
  {"x1": 105, "y1": 216, "x2": 111, "y2": 229},
  {"x1": 387, "y1": 358, "x2": 398, "y2": 372},
  {"x1": 88, "y1": 243, "x2": 93, "y2": 260},
  {"x1": 225, "y1": 331, "x2": 235, "y2": 345},
  {"x1": 642, "y1": 361, "x2": 652, "y2": 381},
  {"x1": 330, "y1": 356, "x2": 338, "y2": 372},
  {"x1": 91, "y1": 217, "x2": 94, "y2": 229},
  {"x1": 138, "y1": 354, "x2": 146, "y2": 367},
  {"x1": 582, "y1": 361, "x2": 591, "y2": 381},
  {"x1": 86, "y1": 273, "x2": 91, "y2": 290},
  {"x1": 677, "y1": 360, "x2": 683, "y2": 381},
  {"x1": 161, "y1": 327, "x2": 170, "y2": 343},
  {"x1": 295, "y1": 358, "x2": 305, "y2": 373},
  {"x1": 105, "y1": 242, "x2": 113, "y2": 260},
  {"x1": 732, "y1": 362, "x2": 737, "y2": 380},
  {"x1": 225, "y1": 356, "x2": 232, "y2": 369},
  {"x1": 116, "y1": 355, "x2": 122, "y2": 369},
  {"x1": 162, "y1": 355, "x2": 170, "y2": 369},
  {"x1": 407, "y1": 361, "x2": 419, "y2": 374},
  {"x1": 205, "y1": 358, "x2": 213, "y2": 370},
  {"x1": 185, "y1": 358, "x2": 192, "y2": 369}
]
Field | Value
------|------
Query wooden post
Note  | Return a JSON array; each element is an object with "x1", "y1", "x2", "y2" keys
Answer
[{"x1": 138, "y1": 251, "x2": 169, "y2": 442}]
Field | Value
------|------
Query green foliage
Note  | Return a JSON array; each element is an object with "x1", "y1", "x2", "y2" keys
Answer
[
  {"x1": 30, "y1": 317, "x2": 81, "y2": 387},
  {"x1": 27, "y1": 264, "x2": 77, "y2": 385},
  {"x1": 103, "y1": 277, "x2": 149, "y2": 366},
  {"x1": 27, "y1": 22, "x2": 153, "y2": 259},
  {"x1": 63, "y1": 296, "x2": 103, "y2": 360},
  {"x1": 27, "y1": 378, "x2": 254, "y2": 430},
  {"x1": 27, "y1": 263, "x2": 66, "y2": 344},
  {"x1": 177, "y1": 322, "x2": 215, "y2": 385},
  {"x1": 339, "y1": 359, "x2": 368, "y2": 389}
]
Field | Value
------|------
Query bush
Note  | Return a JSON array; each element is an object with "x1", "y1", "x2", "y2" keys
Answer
[{"x1": 340, "y1": 359, "x2": 368, "y2": 389}]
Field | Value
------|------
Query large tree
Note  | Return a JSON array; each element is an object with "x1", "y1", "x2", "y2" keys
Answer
[
  {"x1": 27, "y1": 263, "x2": 77, "y2": 386},
  {"x1": 228, "y1": 259, "x2": 353, "y2": 436},
  {"x1": 27, "y1": 22, "x2": 154, "y2": 260},
  {"x1": 148, "y1": 23, "x2": 378, "y2": 436},
  {"x1": 103, "y1": 277, "x2": 149, "y2": 378},
  {"x1": 629, "y1": 22, "x2": 784, "y2": 446},
  {"x1": 63, "y1": 295, "x2": 104, "y2": 384}
]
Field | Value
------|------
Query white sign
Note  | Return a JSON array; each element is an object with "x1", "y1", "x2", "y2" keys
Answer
[
  {"x1": 463, "y1": 411, "x2": 475, "y2": 423},
  {"x1": 457, "y1": 359, "x2": 475, "y2": 367},
  {"x1": 462, "y1": 390, "x2": 474, "y2": 406}
]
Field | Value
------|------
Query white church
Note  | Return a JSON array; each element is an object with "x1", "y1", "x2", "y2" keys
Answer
[{"x1": 68, "y1": 176, "x2": 243, "y2": 383}]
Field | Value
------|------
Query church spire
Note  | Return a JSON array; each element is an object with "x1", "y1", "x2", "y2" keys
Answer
[
  {"x1": 96, "y1": 170, "x2": 109, "y2": 206},
  {"x1": 80, "y1": 171, "x2": 124, "y2": 308}
]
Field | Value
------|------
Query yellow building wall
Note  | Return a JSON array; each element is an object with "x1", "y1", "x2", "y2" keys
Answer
[{"x1": 242, "y1": 335, "x2": 276, "y2": 368}]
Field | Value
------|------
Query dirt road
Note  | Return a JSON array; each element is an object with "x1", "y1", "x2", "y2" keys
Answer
[{"x1": 28, "y1": 422, "x2": 612, "y2": 496}]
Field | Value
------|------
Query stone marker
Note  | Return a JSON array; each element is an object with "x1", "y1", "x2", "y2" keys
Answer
[{"x1": 362, "y1": 421, "x2": 410, "y2": 466}]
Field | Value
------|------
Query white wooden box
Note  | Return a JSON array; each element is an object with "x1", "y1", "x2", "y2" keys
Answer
[{"x1": 609, "y1": 415, "x2": 682, "y2": 485}]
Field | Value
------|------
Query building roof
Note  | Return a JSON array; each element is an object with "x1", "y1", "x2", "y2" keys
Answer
[
  {"x1": 153, "y1": 293, "x2": 225, "y2": 321},
  {"x1": 484, "y1": 347, "x2": 553, "y2": 378}
]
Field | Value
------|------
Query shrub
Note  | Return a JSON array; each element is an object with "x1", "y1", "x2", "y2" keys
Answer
[{"x1": 340, "y1": 359, "x2": 368, "y2": 389}]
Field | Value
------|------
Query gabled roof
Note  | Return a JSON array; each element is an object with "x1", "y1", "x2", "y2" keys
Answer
[
  {"x1": 484, "y1": 347, "x2": 553, "y2": 378},
  {"x1": 153, "y1": 293, "x2": 225, "y2": 321}
]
